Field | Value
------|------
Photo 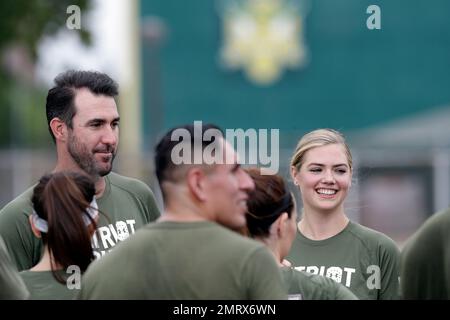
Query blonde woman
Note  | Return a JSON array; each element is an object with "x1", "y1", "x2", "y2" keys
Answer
[{"x1": 288, "y1": 128, "x2": 400, "y2": 299}]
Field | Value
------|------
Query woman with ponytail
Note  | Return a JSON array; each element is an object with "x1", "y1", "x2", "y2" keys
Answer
[{"x1": 19, "y1": 171, "x2": 99, "y2": 299}]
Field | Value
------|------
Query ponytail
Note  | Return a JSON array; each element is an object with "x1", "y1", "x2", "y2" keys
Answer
[{"x1": 32, "y1": 172, "x2": 97, "y2": 284}]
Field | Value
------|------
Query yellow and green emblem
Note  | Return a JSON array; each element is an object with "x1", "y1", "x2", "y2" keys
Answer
[{"x1": 219, "y1": 0, "x2": 309, "y2": 86}]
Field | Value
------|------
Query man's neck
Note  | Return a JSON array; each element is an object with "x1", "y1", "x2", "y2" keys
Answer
[
  {"x1": 159, "y1": 200, "x2": 211, "y2": 223},
  {"x1": 95, "y1": 177, "x2": 107, "y2": 198},
  {"x1": 53, "y1": 164, "x2": 106, "y2": 197},
  {"x1": 159, "y1": 211, "x2": 209, "y2": 223}
]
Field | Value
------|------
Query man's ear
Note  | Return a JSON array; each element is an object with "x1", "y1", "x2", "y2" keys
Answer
[
  {"x1": 28, "y1": 214, "x2": 42, "y2": 239},
  {"x1": 49, "y1": 117, "x2": 68, "y2": 142},
  {"x1": 186, "y1": 167, "x2": 208, "y2": 202}
]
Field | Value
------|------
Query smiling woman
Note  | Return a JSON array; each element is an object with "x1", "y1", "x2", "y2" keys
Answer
[{"x1": 287, "y1": 128, "x2": 401, "y2": 300}]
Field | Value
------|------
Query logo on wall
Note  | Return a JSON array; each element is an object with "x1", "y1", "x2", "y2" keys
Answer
[{"x1": 218, "y1": 0, "x2": 309, "y2": 86}]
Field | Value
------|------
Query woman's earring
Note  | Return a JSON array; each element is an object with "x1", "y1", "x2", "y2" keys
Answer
[{"x1": 293, "y1": 180, "x2": 298, "y2": 186}]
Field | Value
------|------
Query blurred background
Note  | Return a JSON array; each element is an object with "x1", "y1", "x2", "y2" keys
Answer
[{"x1": 1, "y1": 0, "x2": 450, "y2": 247}]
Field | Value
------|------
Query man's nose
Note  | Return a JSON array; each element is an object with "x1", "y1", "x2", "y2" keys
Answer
[
  {"x1": 240, "y1": 170, "x2": 255, "y2": 192},
  {"x1": 101, "y1": 126, "x2": 118, "y2": 146}
]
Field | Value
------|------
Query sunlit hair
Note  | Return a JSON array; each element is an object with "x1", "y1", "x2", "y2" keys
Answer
[
  {"x1": 245, "y1": 168, "x2": 294, "y2": 238},
  {"x1": 31, "y1": 171, "x2": 99, "y2": 284},
  {"x1": 290, "y1": 128, "x2": 353, "y2": 171}
]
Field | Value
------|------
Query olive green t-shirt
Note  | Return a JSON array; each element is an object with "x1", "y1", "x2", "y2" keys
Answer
[
  {"x1": 0, "y1": 236, "x2": 29, "y2": 300},
  {"x1": 281, "y1": 266, "x2": 357, "y2": 300},
  {"x1": 287, "y1": 221, "x2": 400, "y2": 300},
  {"x1": 401, "y1": 208, "x2": 450, "y2": 299},
  {"x1": 78, "y1": 221, "x2": 287, "y2": 300},
  {"x1": 0, "y1": 172, "x2": 160, "y2": 271},
  {"x1": 20, "y1": 270, "x2": 77, "y2": 300}
]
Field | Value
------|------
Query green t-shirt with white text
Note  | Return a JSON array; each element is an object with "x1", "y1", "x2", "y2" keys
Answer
[
  {"x1": 0, "y1": 172, "x2": 160, "y2": 271},
  {"x1": 287, "y1": 221, "x2": 400, "y2": 300},
  {"x1": 78, "y1": 221, "x2": 287, "y2": 300},
  {"x1": 281, "y1": 266, "x2": 358, "y2": 300}
]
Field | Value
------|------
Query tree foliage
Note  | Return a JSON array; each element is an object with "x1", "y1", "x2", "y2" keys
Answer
[{"x1": 0, "y1": 0, "x2": 92, "y2": 147}]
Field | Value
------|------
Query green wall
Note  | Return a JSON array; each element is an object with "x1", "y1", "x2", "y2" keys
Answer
[{"x1": 140, "y1": 0, "x2": 450, "y2": 148}]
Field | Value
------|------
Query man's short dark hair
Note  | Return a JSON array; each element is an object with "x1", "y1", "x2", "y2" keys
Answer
[
  {"x1": 46, "y1": 70, "x2": 119, "y2": 142},
  {"x1": 155, "y1": 123, "x2": 223, "y2": 195}
]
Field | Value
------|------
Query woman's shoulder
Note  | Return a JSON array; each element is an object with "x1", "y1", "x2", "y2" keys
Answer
[{"x1": 347, "y1": 221, "x2": 399, "y2": 253}]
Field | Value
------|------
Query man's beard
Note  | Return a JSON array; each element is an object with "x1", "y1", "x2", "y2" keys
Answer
[{"x1": 67, "y1": 133, "x2": 116, "y2": 178}]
